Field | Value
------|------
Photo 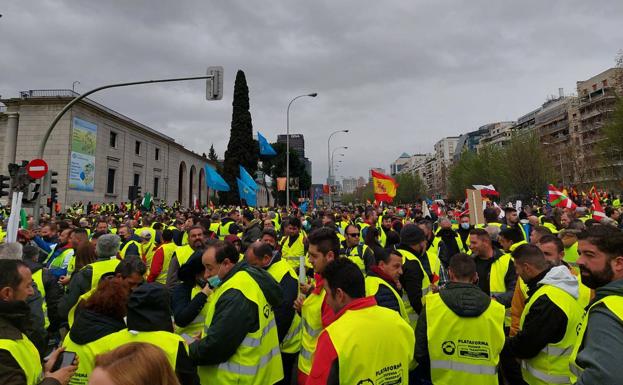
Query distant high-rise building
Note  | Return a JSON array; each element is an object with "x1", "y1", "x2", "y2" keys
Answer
[
  {"x1": 277, "y1": 133, "x2": 312, "y2": 177},
  {"x1": 342, "y1": 177, "x2": 358, "y2": 194}
]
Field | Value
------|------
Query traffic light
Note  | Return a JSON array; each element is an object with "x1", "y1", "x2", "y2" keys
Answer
[
  {"x1": 0, "y1": 175, "x2": 10, "y2": 197},
  {"x1": 50, "y1": 171, "x2": 58, "y2": 203},
  {"x1": 136, "y1": 185, "x2": 142, "y2": 197}
]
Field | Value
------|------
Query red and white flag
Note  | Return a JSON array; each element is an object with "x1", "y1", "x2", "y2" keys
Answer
[{"x1": 592, "y1": 196, "x2": 606, "y2": 222}]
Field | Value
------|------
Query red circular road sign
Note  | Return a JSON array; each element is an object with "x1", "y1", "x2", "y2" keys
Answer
[{"x1": 26, "y1": 158, "x2": 49, "y2": 179}]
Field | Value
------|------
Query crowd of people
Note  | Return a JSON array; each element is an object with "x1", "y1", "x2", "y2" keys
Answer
[{"x1": 0, "y1": 198, "x2": 622, "y2": 385}]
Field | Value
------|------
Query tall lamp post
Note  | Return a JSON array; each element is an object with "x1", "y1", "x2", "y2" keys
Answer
[
  {"x1": 329, "y1": 147, "x2": 347, "y2": 206},
  {"x1": 327, "y1": 130, "x2": 349, "y2": 185},
  {"x1": 286, "y1": 93, "x2": 317, "y2": 206}
]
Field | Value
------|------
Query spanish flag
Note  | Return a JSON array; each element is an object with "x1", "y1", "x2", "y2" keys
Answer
[{"x1": 371, "y1": 170, "x2": 397, "y2": 203}]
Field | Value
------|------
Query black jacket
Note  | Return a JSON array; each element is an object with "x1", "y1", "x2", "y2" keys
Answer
[
  {"x1": 126, "y1": 283, "x2": 198, "y2": 385},
  {"x1": 397, "y1": 244, "x2": 431, "y2": 315},
  {"x1": 368, "y1": 267, "x2": 403, "y2": 315},
  {"x1": 69, "y1": 307, "x2": 125, "y2": 345},
  {"x1": 436, "y1": 229, "x2": 461, "y2": 268},
  {"x1": 415, "y1": 282, "x2": 493, "y2": 379},
  {"x1": 474, "y1": 248, "x2": 517, "y2": 307},
  {"x1": 190, "y1": 261, "x2": 284, "y2": 366},
  {"x1": 0, "y1": 301, "x2": 60, "y2": 385},
  {"x1": 265, "y1": 253, "x2": 299, "y2": 343},
  {"x1": 241, "y1": 219, "x2": 263, "y2": 251}
]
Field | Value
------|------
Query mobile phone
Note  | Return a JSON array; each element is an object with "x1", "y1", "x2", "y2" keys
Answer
[
  {"x1": 181, "y1": 333, "x2": 195, "y2": 345},
  {"x1": 52, "y1": 351, "x2": 76, "y2": 372}
]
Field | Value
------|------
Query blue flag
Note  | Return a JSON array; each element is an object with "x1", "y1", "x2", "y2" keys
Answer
[
  {"x1": 258, "y1": 132, "x2": 277, "y2": 156},
  {"x1": 239, "y1": 165, "x2": 258, "y2": 191},
  {"x1": 237, "y1": 178, "x2": 257, "y2": 206},
  {"x1": 205, "y1": 165, "x2": 230, "y2": 191},
  {"x1": 300, "y1": 201, "x2": 309, "y2": 214}
]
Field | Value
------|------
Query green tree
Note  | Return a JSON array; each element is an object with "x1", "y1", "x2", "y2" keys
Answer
[
  {"x1": 394, "y1": 173, "x2": 426, "y2": 203},
  {"x1": 222, "y1": 70, "x2": 258, "y2": 204},
  {"x1": 260, "y1": 142, "x2": 311, "y2": 206},
  {"x1": 208, "y1": 144, "x2": 218, "y2": 163}
]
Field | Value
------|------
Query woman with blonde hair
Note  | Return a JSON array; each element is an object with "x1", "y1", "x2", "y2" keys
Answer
[{"x1": 89, "y1": 342, "x2": 180, "y2": 385}]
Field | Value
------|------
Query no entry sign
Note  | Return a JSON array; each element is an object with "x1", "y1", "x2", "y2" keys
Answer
[{"x1": 26, "y1": 159, "x2": 49, "y2": 179}]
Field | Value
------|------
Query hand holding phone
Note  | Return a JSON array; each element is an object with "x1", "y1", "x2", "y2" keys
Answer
[{"x1": 52, "y1": 351, "x2": 77, "y2": 372}]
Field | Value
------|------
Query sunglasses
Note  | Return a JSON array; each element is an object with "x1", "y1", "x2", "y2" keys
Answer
[{"x1": 346, "y1": 233, "x2": 359, "y2": 237}]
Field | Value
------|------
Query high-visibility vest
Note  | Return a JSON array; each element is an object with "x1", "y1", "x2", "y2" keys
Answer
[
  {"x1": 198, "y1": 270, "x2": 283, "y2": 385},
  {"x1": 89, "y1": 258, "x2": 120, "y2": 289},
  {"x1": 489, "y1": 253, "x2": 513, "y2": 327},
  {"x1": 32, "y1": 269, "x2": 49, "y2": 330},
  {"x1": 68, "y1": 289, "x2": 95, "y2": 328},
  {"x1": 155, "y1": 243, "x2": 177, "y2": 284},
  {"x1": 141, "y1": 242, "x2": 156, "y2": 270},
  {"x1": 267, "y1": 259, "x2": 302, "y2": 354},
  {"x1": 520, "y1": 284, "x2": 582, "y2": 385},
  {"x1": 0, "y1": 334, "x2": 44, "y2": 385},
  {"x1": 107, "y1": 329, "x2": 187, "y2": 369},
  {"x1": 564, "y1": 242, "x2": 579, "y2": 267},
  {"x1": 358, "y1": 222, "x2": 371, "y2": 239},
  {"x1": 324, "y1": 304, "x2": 414, "y2": 385},
  {"x1": 181, "y1": 231, "x2": 189, "y2": 246},
  {"x1": 48, "y1": 247, "x2": 74, "y2": 269},
  {"x1": 365, "y1": 275, "x2": 409, "y2": 324},
  {"x1": 569, "y1": 295, "x2": 623, "y2": 382},
  {"x1": 134, "y1": 227, "x2": 156, "y2": 243},
  {"x1": 378, "y1": 225, "x2": 388, "y2": 247},
  {"x1": 396, "y1": 247, "x2": 431, "y2": 330},
  {"x1": 119, "y1": 240, "x2": 140, "y2": 259},
  {"x1": 518, "y1": 272, "x2": 591, "y2": 312},
  {"x1": 342, "y1": 244, "x2": 369, "y2": 275},
  {"x1": 175, "y1": 244, "x2": 196, "y2": 267},
  {"x1": 298, "y1": 287, "x2": 326, "y2": 375},
  {"x1": 427, "y1": 292, "x2": 505, "y2": 385},
  {"x1": 209, "y1": 222, "x2": 220, "y2": 236},
  {"x1": 62, "y1": 332, "x2": 118, "y2": 385},
  {"x1": 280, "y1": 235, "x2": 306, "y2": 270},
  {"x1": 218, "y1": 221, "x2": 235, "y2": 240},
  {"x1": 174, "y1": 285, "x2": 210, "y2": 337}
]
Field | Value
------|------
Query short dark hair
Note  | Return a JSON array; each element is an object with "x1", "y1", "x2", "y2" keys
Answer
[
  {"x1": 210, "y1": 240, "x2": 240, "y2": 264},
  {"x1": 287, "y1": 217, "x2": 301, "y2": 229},
  {"x1": 261, "y1": 229, "x2": 278, "y2": 241},
  {"x1": 499, "y1": 228, "x2": 523, "y2": 244},
  {"x1": 115, "y1": 255, "x2": 147, "y2": 278},
  {"x1": 577, "y1": 225, "x2": 623, "y2": 260},
  {"x1": 73, "y1": 228, "x2": 89, "y2": 237},
  {"x1": 373, "y1": 246, "x2": 401, "y2": 265},
  {"x1": 323, "y1": 258, "x2": 365, "y2": 299},
  {"x1": 242, "y1": 210, "x2": 254, "y2": 221},
  {"x1": 538, "y1": 234, "x2": 564, "y2": 254},
  {"x1": 0, "y1": 260, "x2": 27, "y2": 290},
  {"x1": 469, "y1": 228, "x2": 491, "y2": 243},
  {"x1": 511, "y1": 244, "x2": 549, "y2": 269},
  {"x1": 251, "y1": 242, "x2": 273, "y2": 260},
  {"x1": 162, "y1": 229, "x2": 174, "y2": 242},
  {"x1": 22, "y1": 245, "x2": 40, "y2": 262},
  {"x1": 449, "y1": 253, "x2": 476, "y2": 280},
  {"x1": 484, "y1": 208, "x2": 499, "y2": 222},
  {"x1": 308, "y1": 227, "x2": 340, "y2": 257},
  {"x1": 532, "y1": 225, "x2": 552, "y2": 237}
]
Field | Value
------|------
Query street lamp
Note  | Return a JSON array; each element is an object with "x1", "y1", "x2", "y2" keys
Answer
[
  {"x1": 543, "y1": 142, "x2": 564, "y2": 186},
  {"x1": 327, "y1": 130, "x2": 349, "y2": 185},
  {"x1": 331, "y1": 147, "x2": 348, "y2": 178},
  {"x1": 286, "y1": 93, "x2": 317, "y2": 206}
]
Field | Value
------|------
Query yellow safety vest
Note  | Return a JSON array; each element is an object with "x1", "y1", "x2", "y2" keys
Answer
[
  {"x1": 107, "y1": 329, "x2": 187, "y2": 369},
  {"x1": 267, "y1": 259, "x2": 302, "y2": 354},
  {"x1": 155, "y1": 243, "x2": 177, "y2": 284},
  {"x1": 198, "y1": 270, "x2": 283, "y2": 385},
  {"x1": 489, "y1": 253, "x2": 513, "y2": 327},
  {"x1": 134, "y1": 227, "x2": 156, "y2": 244},
  {"x1": 174, "y1": 285, "x2": 210, "y2": 337},
  {"x1": 569, "y1": 295, "x2": 623, "y2": 383},
  {"x1": 182, "y1": 231, "x2": 189, "y2": 246},
  {"x1": 427, "y1": 292, "x2": 505, "y2": 385},
  {"x1": 324, "y1": 304, "x2": 414, "y2": 384},
  {"x1": 520, "y1": 284, "x2": 582, "y2": 385},
  {"x1": 218, "y1": 221, "x2": 235, "y2": 240},
  {"x1": 89, "y1": 258, "x2": 120, "y2": 289},
  {"x1": 396, "y1": 247, "x2": 431, "y2": 330},
  {"x1": 48, "y1": 247, "x2": 74, "y2": 269},
  {"x1": 342, "y1": 244, "x2": 369, "y2": 275},
  {"x1": 119, "y1": 240, "x2": 140, "y2": 259},
  {"x1": 68, "y1": 289, "x2": 95, "y2": 328},
  {"x1": 365, "y1": 275, "x2": 409, "y2": 324},
  {"x1": 280, "y1": 235, "x2": 306, "y2": 270},
  {"x1": 378, "y1": 225, "x2": 388, "y2": 247},
  {"x1": 209, "y1": 222, "x2": 220, "y2": 236},
  {"x1": 564, "y1": 242, "x2": 579, "y2": 267},
  {"x1": 141, "y1": 242, "x2": 156, "y2": 271},
  {"x1": 32, "y1": 269, "x2": 49, "y2": 330},
  {"x1": 298, "y1": 287, "x2": 326, "y2": 375},
  {"x1": 175, "y1": 244, "x2": 196, "y2": 267},
  {"x1": 62, "y1": 332, "x2": 118, "y2": 385},
  {"x1": 0, "y1": 334, "x2": 44, "y2": 385},
  {"x1": 358, "y1": 222, "x2": 371, "y2": 239},
  {"x1": 519, "y1": 272, "x2": 592, "y2": 312}
]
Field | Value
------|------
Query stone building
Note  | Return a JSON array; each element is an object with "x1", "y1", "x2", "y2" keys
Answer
[{"x1": 0, "y1": 90, "x2": 215, "y2": 209}]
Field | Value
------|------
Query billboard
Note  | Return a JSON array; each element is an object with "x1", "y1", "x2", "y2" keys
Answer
[{"x1": 69, "y1": 117, "x2": 97, "y2": 191}]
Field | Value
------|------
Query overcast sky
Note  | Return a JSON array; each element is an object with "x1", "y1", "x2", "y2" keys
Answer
[{"x1": 1, "y1": 1, "x2": 621, "y2": 183}]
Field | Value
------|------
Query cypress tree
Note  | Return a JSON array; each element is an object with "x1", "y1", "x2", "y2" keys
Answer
[{"x1": 222, "y1": 70, "x2": 258, "y2": 204}]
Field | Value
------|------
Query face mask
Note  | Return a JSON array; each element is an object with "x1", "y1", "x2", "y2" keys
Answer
[
  {"x1": 460, "y1": 223, "x2": 470, "y2": 230},
  {"x1": 208, "y1": 264, "x2": 223, "y2": 288}
]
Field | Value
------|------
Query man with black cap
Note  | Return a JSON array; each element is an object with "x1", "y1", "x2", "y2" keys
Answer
[
  {"x1": 395, "y1": 224, "x2": 434, "y2": 331},
  {"x1": 107, "y1": 282, "x2": 198, "y2": 385}
]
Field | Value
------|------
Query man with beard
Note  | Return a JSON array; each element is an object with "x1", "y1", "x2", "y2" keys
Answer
[
  {"x1": 166, "y1": 226, "x2": 206, "y2": 289},
  {"x1": 570, "y1": 225, "x2": 623, "y2": 384}
]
